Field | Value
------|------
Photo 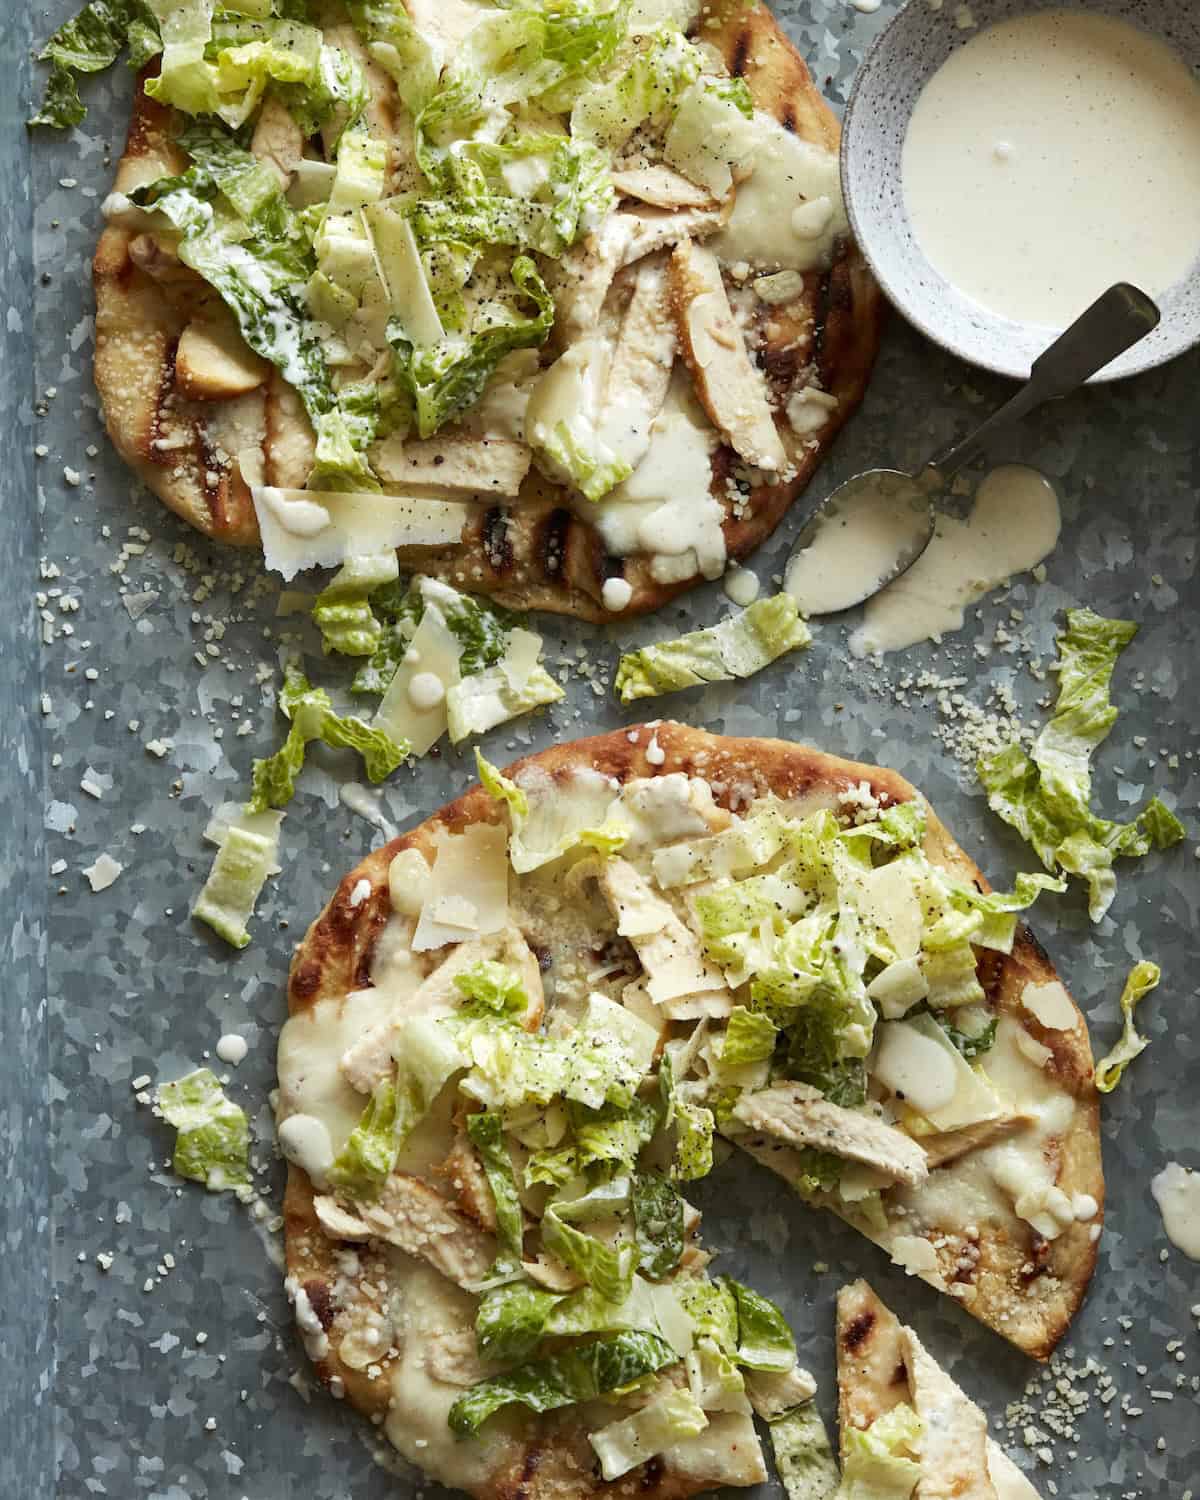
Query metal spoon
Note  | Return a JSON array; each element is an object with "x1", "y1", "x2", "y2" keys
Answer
[{"x1": 785, "y1": 282, "x2": 1161, "y2": 616}]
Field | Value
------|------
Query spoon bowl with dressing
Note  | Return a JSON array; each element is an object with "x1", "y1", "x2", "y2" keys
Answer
[
  {"x1": 786, "y1": 281, "x2": 1160, "y2": 614},
  {"x1": 840, "y1": 0, "x2": 1200, "y2": 380}
]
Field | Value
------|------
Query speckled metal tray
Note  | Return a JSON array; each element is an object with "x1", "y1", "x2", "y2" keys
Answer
[{"x1": 7, "y1": 3, "x2": 1199, "y2": 1496}]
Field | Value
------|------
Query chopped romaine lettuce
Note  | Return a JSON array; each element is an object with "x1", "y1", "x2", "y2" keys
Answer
[
  {"x1": 276, "y1": 42, "x2": 370, "y2": 144},
  {"x1": 676, "y1": 1275, "x2": 739, "y2": 1354},
  {"x1": 769, "y1": 1400, "x2": 840, "y2": 1500},
  {"x1": 475, "y1": 748, "x2": 529, "y2": 817},
  {"x1": 193, "y1": 804, "x2": 283, "y2": 949},
  {"x1": 572, "y1": 1094, "x2": 662, "y2": 1172},
  {"x1": 448, "y1": 1329, "x2": 676, "y2": 1435},
  {"x1": 1094, "y1": 960, "x2": 1161, "y2": 1093},
  {"x1": 726, "y1": 1278, "x2": 796, "y2": 1372},
  {"x1": 537, "y1": 416, "x2": 632, "y2": 503},
  {"x1": 931, "y1": 1008, "x2": 998, "y2": 1059},
  {"x1": 660, "y1": 1053, "x2": 714, "y2": 1181},
  {"x1": 353, "y1": 575, "x2": 520, "y2": 697},
  {"x1": 327, "y1": 125, "x2": 387, "y2": 212},
  {"x1": 721, "y1": 1005, "x2": 779, "y2": 1067},
  {"x1": 466, "y1": 1111, "x2": 525, "y2": 1263},
  {"x1": 311, "y1": 552, "x2": 399, "y2": 657},
  {"x1": 476, "y1": 755, "x2": 627, "y2": 872},
  {"x1": 347, "y1": 0, "x2": 437, "y2": 117},
  {"x1": 589, "y1": 1388, "x2": 708, "y2": 1480},
  {"x1": 615, "y1": 595, "x2": 812, "y2": 703},
  {"x1": 250, "y1": 662, "x2": 409, "y2": 811},
  {"x1": 30, "y1": 0, "x2": 161, "y2": 128},
  {"x1": 475, "y1": 1280, "x2": 561, "y2": 1363},
  {"x1": 309, "y1": 408, "x2": 383, "y2": 494},
  {"x1": 455, "y1": 1009, "x2": 646, "y2": 1114},
  {"x1": 389, "y1": 254, "x2": 554, "y2": 438},
  {"x1": 411, "y1": 136, "x2": 615, "y2": 258},
  {"x1": 543, "y1": 1188, "x2": 637, "y2": 1304},
  {"x1": 326, "y1": 1015, "x2": 463, "y2": 1200},
  {"x1": 157, "y1": 1067, "x2": 251, "y2": 1196},
  {"x1": 445, "y1": 656, "x2": 564, "y2": 743},
  {"x1": 631, "y1": 1171, "x2": 685, "y2": 1280},
  {"x1": 145, "y1": 4, "x2": 326, "y2": 128},
  {"x1": 455, "y1": 961, "x2": 529, "y2": 1020},
  {"x1": 979, "y1": 609, "x2": 1185, "y2": 921},
  {"x1": 571, "y1": 25, "x2": 702, "y2": 150},
  {"x1": 836, "y1": 1403, "x2": 923, "y2": 1500}
]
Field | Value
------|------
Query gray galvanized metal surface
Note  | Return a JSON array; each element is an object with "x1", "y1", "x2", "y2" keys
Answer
[{"x1": 6, "y1": 2, "x2": 1198, "y2": 1496}]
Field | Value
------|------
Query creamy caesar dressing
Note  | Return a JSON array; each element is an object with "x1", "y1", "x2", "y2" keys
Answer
[
  {"x1": 591, "y1": 378, "x2": 727, "y2": 581},
  {"x1": 903, "y1": 10, "x2": 1200, "y2": 326},
  {"x1": 1150, "y1": 1163, "x2": 1200, "y2": 1260},
  {"x1": 722, "y1": 565, "x2": 760, "y2": 607},
  {"x1": 712, "y1": 113, "x2": 846, "y2": 272},
  {"x1": 888, "y1": 1009, "x2": 1082, "y2": 1247},
  {"x1": 849, "y1": 465, "x2": 1060, "y2": 656},
  {"x1": 785, "y1": 472, "x2": 932, "y2": 616},
  {"x1": 385, "y1": 1263, "x2": 520, "y2": 1491},
  {"x1": 276, "y1": 984, "x2": 418, "y2": 1160}
]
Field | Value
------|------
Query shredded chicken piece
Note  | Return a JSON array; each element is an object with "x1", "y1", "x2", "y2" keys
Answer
[
  {"x1": 919, "y1": 1113, "x2": 1035, "y2": 1170},
  {"x1": 610, "y1": 165, "x2": 716, "y2": 210},
  {"x1": 349, "y1": 1173, "x2": 496, "y2": 1289},
  {"x1": 436, "y1": 1126, "x2": 498, "y2": 1232},
  {"x1": 556, "y1": 203, "x2": 729, "y2": 336},
  {"x1": 250, "y1": 94, "x2": 304, "y2": 185},
  {"x1": 732, "y1": 1083, "x2": 930, "y2": 1187},
  {"x1": 340, "y1": 925, "x2": 544, "y2": 1096},
  {"x1": 669, "y1": 237, "x2": 788, "y2": 471}
]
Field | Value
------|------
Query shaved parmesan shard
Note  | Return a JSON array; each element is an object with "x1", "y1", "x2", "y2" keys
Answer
[
  {"x1": 193, "y1": 806, "x2": 285, "y2": 950},
  {"x1": 373, "y1": 601, "x2": 462, "y2": 756},
  {"x1": 596, "y1": 858, "x2": 731, "y2": 1018},
  {"x1": 412, "y1": 823, "x2": 509, "y2": 952},
  {"x1": 83, "y1": 852, "x2": 124, "y2": 892},
  {"x1": 889, "y1": 1233, "x2": 941, "y2": 1278},
  {"x1": 250, "y1": 484, "x2": 469, "y2": 580},
  {"x1": 363, "y1": 201, "x2": 443, "y2": 348},
  {"x1": 872, "y1": 1014, "x2": 1005, "y2": 1134},
  {"x1": 1020, "y1": 980, "x2": 1076, "y2": 1031}
]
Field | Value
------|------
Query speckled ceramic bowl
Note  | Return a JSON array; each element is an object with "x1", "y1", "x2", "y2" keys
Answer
[{"x1": 841, "y1": 0, "x2": 1200, "y2": 380}]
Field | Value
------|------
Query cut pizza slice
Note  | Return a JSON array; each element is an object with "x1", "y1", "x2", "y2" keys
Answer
[{"x1": 835, "y1": 1279, "x2": 1041, "y2": 1500}]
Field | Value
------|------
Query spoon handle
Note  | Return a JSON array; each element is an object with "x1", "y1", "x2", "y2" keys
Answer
[{"x1": 923, "y1": 283, "x2": 1161, "y2": 482}]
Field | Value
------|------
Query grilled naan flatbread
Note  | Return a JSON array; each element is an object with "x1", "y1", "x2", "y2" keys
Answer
[
  {"x1": 276, "y1": 726, "x2": 1101, "y2": 1499},
  {"x1": 94, "y1": 0, "x2": 883, "y2": 618}
]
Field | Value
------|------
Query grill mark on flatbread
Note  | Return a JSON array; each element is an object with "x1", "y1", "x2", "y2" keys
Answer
[
  {"x1": 483, "y1": 506, "x2": 516, "y2": 571},
  {"x1": 96, "y1": 2, "x2": 884, "y2": 617},
  {"x1": 539, "y1": 507, "x2": 572, "y2": 581},
  {"x1": 303, "y1": 1277, "x2": 336, "y2": 1331},
  {"x1": 841, "y1": 1309, "x2": 876, "y2": 1354}
]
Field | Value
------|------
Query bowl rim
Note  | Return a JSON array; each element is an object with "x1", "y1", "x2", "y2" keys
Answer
[{"x1": 837, "y1": 0, "x2": 1192, "y2": 384}]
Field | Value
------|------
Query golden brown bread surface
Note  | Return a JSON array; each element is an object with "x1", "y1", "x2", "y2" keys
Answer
[
  {"x1": 93, "y1": 1, "x2": 884, "y2": 617},
  {"x1": 280, "y1": 724, "x2": 1103, "y2": 1499}
]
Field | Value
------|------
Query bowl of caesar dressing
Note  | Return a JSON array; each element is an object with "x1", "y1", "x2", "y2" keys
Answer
[{"x1": 841, "y1": 0, "x2": 1200, "y2": 379}]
